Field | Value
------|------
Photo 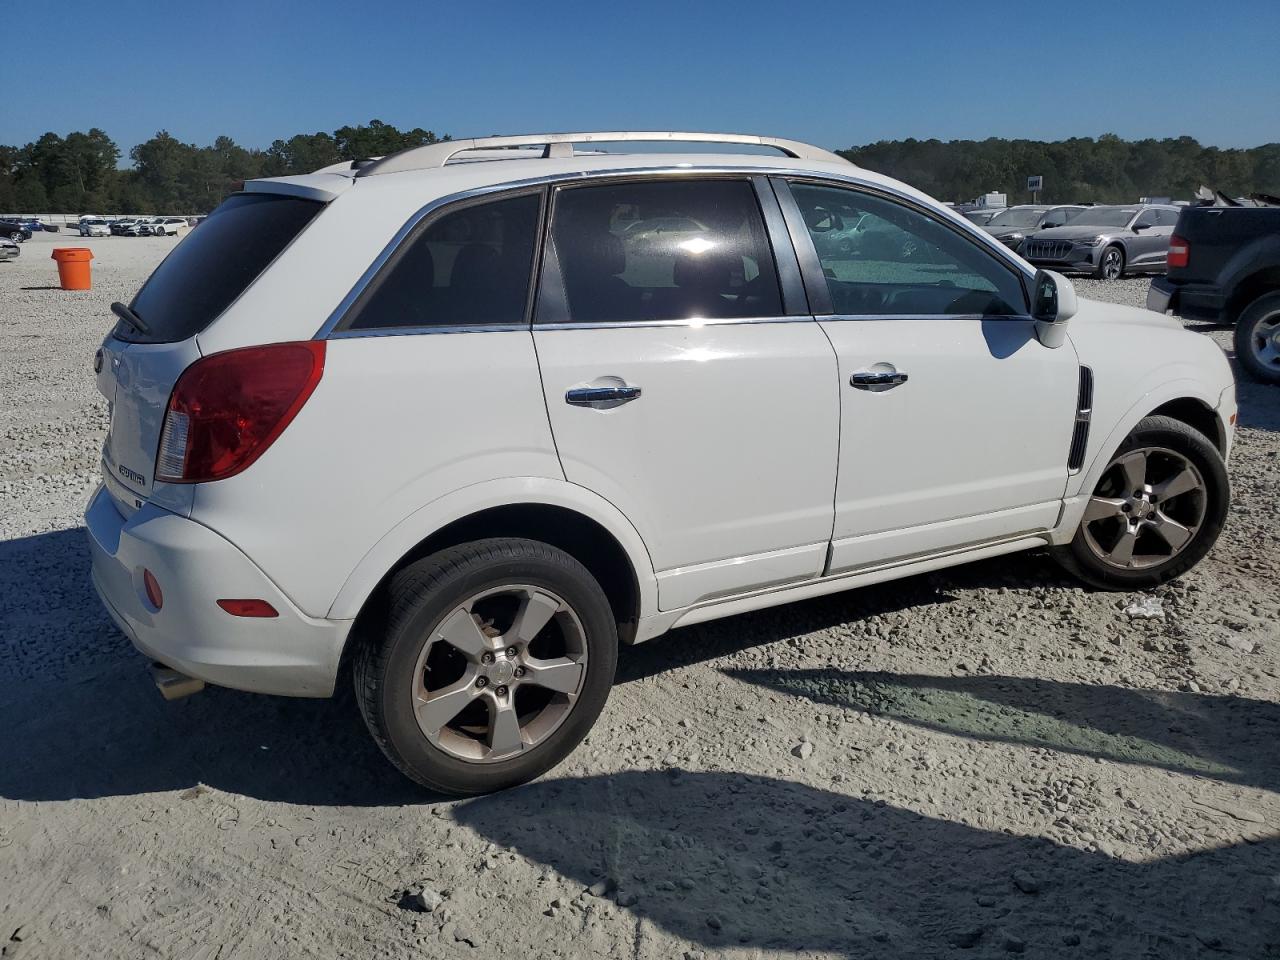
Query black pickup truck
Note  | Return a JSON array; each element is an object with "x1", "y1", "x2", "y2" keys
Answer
[{"x1": 1148, "y1": 205, "x2": 1280, "y2": 384}]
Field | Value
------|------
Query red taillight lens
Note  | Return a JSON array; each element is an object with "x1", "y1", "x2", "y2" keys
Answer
[
  {"x1": 156, "y1": 341, "x2": 325, "y2": 483},
  {"x1": 143, "y1": 569, "x2": 163, "y2": 610},
  {"x1": 1167, "y1": 234, "x2": 1189, "y2": 269},
  {"x1": 217, "y1": 598, "x2": 279, "y2": 618}
]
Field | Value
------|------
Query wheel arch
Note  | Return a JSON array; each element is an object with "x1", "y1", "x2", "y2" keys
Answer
[
  {"x1": 1224, "y1": 266, "x2": 1280, "y2": 325},
  {"x1": 330, "y1": 479, "x2": 657, "y2": 649}
]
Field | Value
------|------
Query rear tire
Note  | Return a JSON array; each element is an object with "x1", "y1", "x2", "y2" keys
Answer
[
  {"x1": 1052, "y1": 415, "x2": 1228, "y2": 590},
  {"x1": 354, "y1": 538, "x2": 618, "y2": 796},
  {"x1": 1094, "y1": 244, "x2": 1125, "y2": 280},
  {"x1": 1233, "y1": 290, "x2": 1280, "y2": 385}
]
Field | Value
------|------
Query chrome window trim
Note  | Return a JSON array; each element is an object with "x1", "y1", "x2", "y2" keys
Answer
[
  {"x1": 536, "y1": 315, "x2": 815, "y2": 332},
  {"x1": 329, "y1": 323, "x2": 530, "y2": 339},
  {"x1": 821, "y1": 313, "x2": 1033, "y2": 323},
  {"x1": 314, "y1": 164, "x2": 1037, "y2": 340}
]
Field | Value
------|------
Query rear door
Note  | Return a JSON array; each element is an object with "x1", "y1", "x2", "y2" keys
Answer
[
  {"x1": 777, "y1": 178, "x2": 1079, "y2": 573},
  {"x1": 533, "y1": 176, "x2": 839, "y2": 610},
  {"x1": 99, "y1": 191, "x2": 324, "y2": 515}
]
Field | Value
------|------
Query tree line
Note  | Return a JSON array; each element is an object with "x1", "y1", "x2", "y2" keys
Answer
[
  {"x1": 838, "y1": 134, "x2": 1280, "y2": 205},
  {"x1": 1, "y1": 124, "x2": 1277, "y2": 215},
  {"x1": 0, "y1": 120, "x2": 448, "y2": 214}
]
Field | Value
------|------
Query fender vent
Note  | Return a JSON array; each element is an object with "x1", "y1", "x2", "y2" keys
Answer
[{"x1": 1067, "y1": 366, "x2": 1093, "y2": 473}]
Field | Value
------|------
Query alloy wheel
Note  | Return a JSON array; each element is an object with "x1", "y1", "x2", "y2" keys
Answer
[
  {"x1": 1245, "y1": 309, "x2": 1280, "y2": 372},
  {"x1": 410, "y1": 584, "x2": 589, "y2": 763},
  {"x1": 1081, "y1": 446, "x2": 1207, "y2": 570},
  {"x1": 1101, "y1": 248, "x2": 1123, "y2": 280}
]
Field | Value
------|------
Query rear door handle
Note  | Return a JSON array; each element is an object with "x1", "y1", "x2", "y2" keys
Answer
[
  {"x1": 565, "y1": 383, "x2": 642, "y2": 407},
  {"x1": 850, "y1": 369, "x2": 909, "y2": 391}
]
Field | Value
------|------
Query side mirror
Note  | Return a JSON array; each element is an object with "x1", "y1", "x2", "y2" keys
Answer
[
  {"x1": 1133, "y1": 222, "x2": 1151, "y2": 231},
  {"x1": 1032, "y1": 269, "x2": 1077, "y2": 349}
]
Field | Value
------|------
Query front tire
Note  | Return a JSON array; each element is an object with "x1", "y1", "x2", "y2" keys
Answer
[
  {"x1": 1052, "y1": 415, "x2": 1228, "y2": 590},
  {"x1": 9, "y1": 231, "x2": 23, "y2": 243},
  {"x1": 1233, "y1": 290, "x2": 1280, "y2": 384},
  {"x1": 1094, "y1": 244, "x2": 1125, "y2": 280},
  {"x1": 354, "y1": 538, "x2": 618, "y2": 795}
]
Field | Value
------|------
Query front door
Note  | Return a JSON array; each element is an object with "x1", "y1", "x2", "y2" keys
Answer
[
  {"x1": 779, "y1": 179, "x2": 1080, "y2": 574},
  {"x1": 533, "y1": 177, "x2": 840, "y2": 610}
]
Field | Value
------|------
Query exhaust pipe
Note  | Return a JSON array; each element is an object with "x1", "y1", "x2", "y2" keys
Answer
[{"x1": 150, "y1": 662, "x2": 206, "y2": 700}]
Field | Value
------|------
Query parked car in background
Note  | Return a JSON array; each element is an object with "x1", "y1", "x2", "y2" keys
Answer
[
  {"x1": 79, "y1": 218, "x2": 110, "y2": 238},
  {"x1": 111, "y1": 218, "x2": 142, "y2": 236},
  {"x1": 1147, "y1": 203, "x2": 1280, "y2": 384},
  {"x1": 982, "y1": 205, "x2": 1083, "y2": 252},
  {"x1": 11, "y1": 217, "x2": 47, "y2": 233},
  {"x1": 960, "y1": 208, "x2": 1002, "y2": 226},
  {"x1": 153, "y1": 217, "x2": 189, "y2": 236},
  {"x1": 0, "y1": 238, "x2": 19, "y2": 261},
  {"x1": 86, "y1": 131, "x2": 1235, "y2": 796},
  {"x1": 1, "y1": 219, "x2": 32, "y2": 242},
  {"x1": 1022, "y1": 204, "x2": 1180, "y2": 280}
]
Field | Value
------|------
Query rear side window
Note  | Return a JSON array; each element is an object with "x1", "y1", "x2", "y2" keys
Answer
[
  {"x1": 547, "y1": 179, "x2": 782, "y2": 324},
  {"x1": 125, "y1": 193, "x2": 323, "y2": 343},
  {"x1": 345, "y1": 193, "x2": 542, "y2": 331}
]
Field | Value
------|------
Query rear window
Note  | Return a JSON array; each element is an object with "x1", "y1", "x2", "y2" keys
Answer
[{"x1": 122, "y1": 193, "x2": 323, "y2": 343}]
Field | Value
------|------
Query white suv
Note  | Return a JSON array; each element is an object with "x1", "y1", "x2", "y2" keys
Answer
[{"x1": 87, "y1": 132, "x2": 1236, "y2": 795}]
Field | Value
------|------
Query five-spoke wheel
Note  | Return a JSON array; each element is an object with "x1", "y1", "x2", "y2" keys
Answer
[
  {"x1": 355, "y1": 538, "x2": 617, "y2": 796},
  {"x1": 411, "y1": 585, "x2": 589, "y2": 763},
  {"x1": 1053, "y1": 415, "x2": 1228, "y2": 589}
]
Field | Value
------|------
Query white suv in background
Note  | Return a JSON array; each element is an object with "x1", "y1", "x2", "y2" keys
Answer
[
  {"x1": 152, "y1": 217, "x2": 188, "y2": 237},
  {"x1": 87, "y1": 132, "x2": 1235, "y2": 796}
]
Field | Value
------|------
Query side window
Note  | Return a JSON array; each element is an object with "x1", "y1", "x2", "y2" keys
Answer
[
  {"x1": 1041, "y1": 208, "x2": 1070, "y2": 228},
  {"x1": 789, "y1": 182, "x2": 1027, "y2": 317},
  {"x1": 345, "y1": 193, "x2": 541, "y2": 331},
  {"x1": 1134, "y1": 210, "x2": 1158, "y2": 229},
  {"x1": 1156, "y1": 208, "x2": 1181, "y2": 227},
  {"x1": 547, "y1": 179, "x2": 782, "y2": 324}
]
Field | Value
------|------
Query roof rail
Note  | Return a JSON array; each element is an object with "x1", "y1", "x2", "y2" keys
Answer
[{"x1": 354, "y1": 131, "x2": 849, "y2": 178}]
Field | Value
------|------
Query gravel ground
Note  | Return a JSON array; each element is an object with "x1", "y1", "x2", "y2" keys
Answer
[{"x1": 1, "y1": 233, "x2": 1278, "y2": 959}]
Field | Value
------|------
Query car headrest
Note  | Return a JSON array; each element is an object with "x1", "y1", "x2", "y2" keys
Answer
[{"x1": 673, "y1": 249, "x2": 737, "y2": 294}]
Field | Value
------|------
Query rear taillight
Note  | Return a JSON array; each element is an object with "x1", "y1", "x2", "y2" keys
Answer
[
  {"x1": 1167, "y1": 234, "x2": 1189, "y2": 269},
  {"x1": 156, "y1": 341, "x2": 325, "y2": 483}
]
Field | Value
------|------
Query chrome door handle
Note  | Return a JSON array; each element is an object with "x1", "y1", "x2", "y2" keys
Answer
[
  {"x1": 565, "y1": 384, "x2": 642, "y2": 406},
  {"x1": 850, "y1": 369, "x2": 909, "y2": 390}
]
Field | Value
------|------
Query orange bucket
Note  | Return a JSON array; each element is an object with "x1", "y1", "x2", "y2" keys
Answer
[{"x1": 51, "y1": 247, "x2": 94, "y2": 290}]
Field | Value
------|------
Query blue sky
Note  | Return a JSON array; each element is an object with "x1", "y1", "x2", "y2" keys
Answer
[{"x1": 8, "y1": 0, "x2": 1279, "y2": 154}]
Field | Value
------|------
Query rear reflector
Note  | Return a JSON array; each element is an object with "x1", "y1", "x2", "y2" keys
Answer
[
  {"x1": 1167, "y1": 234, "x2": 1189, "y2": 269},
  {"x1": 217, "y1": 598, "x2": 279, "y2": 618},
  {"x1": 143, "y1": 569, "x2": 163, "y2": 610},
  {"x1": 156, "y1": 340, "x2": 325, "y2": 483}
]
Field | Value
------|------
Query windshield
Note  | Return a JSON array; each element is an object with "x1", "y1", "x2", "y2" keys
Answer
[
  {"x1": 987, "y1": 208, "x2": 1044, "y2": 228},
  {"x1": 1066, "y1": 206, "x2": 1136, "y2": 228},
  {"x1": 124, "y1": 192, "x2": 323, "y2": 343}
]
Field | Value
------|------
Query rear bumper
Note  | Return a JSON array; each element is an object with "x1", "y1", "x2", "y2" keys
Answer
[
  {"x1": 1147, "y1": 276, "x2": 1226, "y2": 323},
  {"x1": 85, "y1": 484, "x2": 350, "y2": 697}
]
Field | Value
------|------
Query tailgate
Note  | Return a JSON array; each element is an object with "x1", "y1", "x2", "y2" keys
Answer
[{"x1": 100, "y1": 334, "x2": 201, "y2": 514}]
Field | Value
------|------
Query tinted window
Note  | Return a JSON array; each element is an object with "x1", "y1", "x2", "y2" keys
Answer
[
  {"x1": 790, "y1": 183, "x2": 1026, "y2": 317},
  {"x1": 1156, "y1": 208, "x2": 1181, "y2": 226},
  {"x1": 1041, "y1": 208, "x2": 1073, "y2": 228},
  {"x1": 548, "y1": 179, "x2": 782, "y2": 324},
  {"x1": 125, "y1": 193, "x2": 323, "y2": 343},
  {"x1": 1135, "y1": 210, "x2": 1158, "y2": 228},
  {"x1": 345, "y1": 193, "x2": 541, "y2": 331}
]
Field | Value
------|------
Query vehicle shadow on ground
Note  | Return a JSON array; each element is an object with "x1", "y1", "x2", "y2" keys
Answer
[
  {"x1": 724, "y1": 668, "x2": 1280, "y2": 795},
  {"x1": 0, "y1": 528, "x2": 423, "y2": 806},
  {"x1": 455, "y1": 769, "x2": 1276, "y2": 958},
  {"x1": 617, "y1": 550, "x2": 1077, "y2": 684},
  {"x1": 0, "y1": 539, "x2": 1077, "y2": 807}
]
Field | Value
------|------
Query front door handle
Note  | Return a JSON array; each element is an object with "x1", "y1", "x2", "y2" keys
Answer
[
  {"x1": 850, "y1": 369, "x2": 909, "y2": 391},
  {"x1": 565, "y1": 381, "x2": 642, "y2": 407}
]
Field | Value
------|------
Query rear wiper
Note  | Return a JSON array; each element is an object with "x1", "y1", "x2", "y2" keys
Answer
[{"x1": 110, "y1": 301, "x2": 152, "y2": 336}]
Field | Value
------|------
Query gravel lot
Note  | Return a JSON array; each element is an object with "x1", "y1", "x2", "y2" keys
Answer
[{"x1": 1, "y1": 232, "x2": 1277, "y2": 959}]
